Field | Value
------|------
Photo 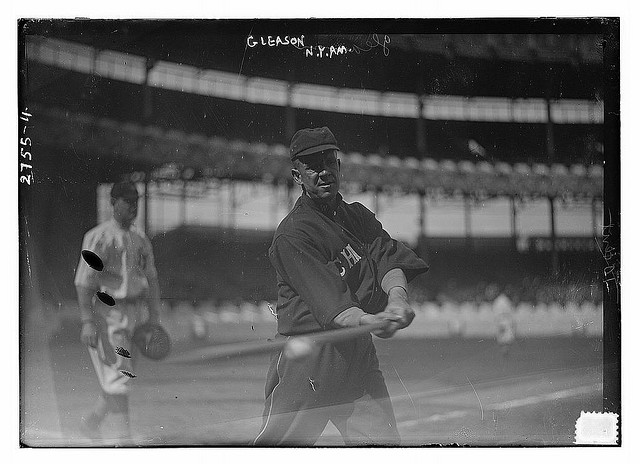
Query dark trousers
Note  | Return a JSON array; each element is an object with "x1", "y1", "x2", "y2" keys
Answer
[{"x1": 252, "y1": 334, "x2": 400, "y2": 446}]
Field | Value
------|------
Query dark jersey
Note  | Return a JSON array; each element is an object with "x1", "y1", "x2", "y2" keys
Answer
[{"x1": 269, "y1": 193, "x2": 429, "y2": 335}]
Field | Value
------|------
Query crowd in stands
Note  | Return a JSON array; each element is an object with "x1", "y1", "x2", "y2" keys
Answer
[
  {"x1": 409, "y1": 277, "x2": 603, "y2": 308},
  {"x1": 156, "y1": 277, "x2": 603, "y2": 323}
]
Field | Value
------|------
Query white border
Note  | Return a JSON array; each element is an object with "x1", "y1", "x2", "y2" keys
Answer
[{"x1": 4, "y1": 2, "x2": 637, "y2": 464}]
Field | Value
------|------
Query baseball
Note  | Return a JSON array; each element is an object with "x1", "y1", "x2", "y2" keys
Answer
[{"x1": 284, "y1": 337, "x2": 315, "y2": 360}]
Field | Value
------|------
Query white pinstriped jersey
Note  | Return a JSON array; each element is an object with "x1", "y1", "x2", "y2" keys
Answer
[{"x1": 74, "y1": 219, "x2": 157, "y2": 300}]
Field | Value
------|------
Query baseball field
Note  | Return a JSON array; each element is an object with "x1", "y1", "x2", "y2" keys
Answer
[{"x1": 21, "y1": 309, "x2": 603, "y2": 447}]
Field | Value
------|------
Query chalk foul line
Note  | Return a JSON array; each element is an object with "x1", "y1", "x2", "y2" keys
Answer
[{"x1": 398, "y1": 383, "x2": 601, "y2": 428}]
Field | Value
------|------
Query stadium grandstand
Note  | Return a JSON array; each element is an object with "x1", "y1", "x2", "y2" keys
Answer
[{"x1": 21, "y1": 21, "x2": 608, "y2": 338}]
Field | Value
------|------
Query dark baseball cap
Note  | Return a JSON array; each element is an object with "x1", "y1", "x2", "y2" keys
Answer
[
  {"x1": 290, "y1": 127, "x2": 340, "y2": 160},
  {"x1": 110, "y1": 181, "x2": 139, "y2": 199}
]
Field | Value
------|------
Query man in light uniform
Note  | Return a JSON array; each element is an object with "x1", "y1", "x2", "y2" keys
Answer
[
  {"x1": 74, "y1": 181, "x2": 160, "y2": 443},
  {"x1": 493, "y1": 293, "x2": 516, "y2": 357}
]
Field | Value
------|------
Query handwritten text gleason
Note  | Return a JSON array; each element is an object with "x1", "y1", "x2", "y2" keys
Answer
[{"x1": 247, "y1": 35, "x2": 305, "y2": 48}]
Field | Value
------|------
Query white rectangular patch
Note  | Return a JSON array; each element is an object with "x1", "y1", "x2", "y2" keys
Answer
[{"x1": 574, "y1": 411, "x2": 619, "y2": 445}]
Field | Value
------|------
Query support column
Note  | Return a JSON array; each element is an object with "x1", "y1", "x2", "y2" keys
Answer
[
  {"x1": 415, "y1": 67, "x2": 427, "y2": 156},
  {"x1": 549, "y1": 196, "x2": 558, "y2": 274},
  {"x1": 143, "y1": 174, "x2": 150, "y2": 235},
  {"x1": 373, "y1": 189, "x2": 379, "y2": 215},
  {"x1": 591, "y1": 198, "x2": 599, "y2": 237},
  {"x1": 545, "y1": 93, "x2": 556, "y2": 164},
  {"x1": 510, "y1": 196, "x2": 518, "y2": 242},
  {"x1": 416, "y1": 97, "x2": 426, "y2": 156},
  {"x1": 286, "y1": 80, "x2": 296, "y2": 143},
  {"x1": 218, "y1": 180, "x2": 225, "y2": 227},
  {"x1": 271, "y1": 182, "x2": 280, "y2": 229},
  {"x1": 230, "y1": 180, "x2": 237, "y2": 229},
  {"x1": 180, "y1": 180, "x2": 187, "y2": 226},
  {"x1": 157, "y1": 181, "x2": 164, "y2": 233},
  {"x1": 141, "y1": 59, "x2": 155, "y2": 235},
  {"x1": 143, "y1": 58, "x2": 155, "y2": 122},
  {"x1": 287, "y1": 181, "x2": 294, "y2": 210},
  {"x1": 463, "y1": 195, "x2": 472, "y2": 239},
  {"x1": 418, "y1": 192, "x2": 426, "y2": 237}
]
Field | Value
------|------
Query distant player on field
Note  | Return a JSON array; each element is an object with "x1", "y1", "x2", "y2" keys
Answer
[
  {"x1": 74, "y1": 181, "x2": 161, "y2": 444},
  {"x1": 493, "y1": 293, "x2": 516, "y2": 357},
  {"x1": 253, "y1": 127, "x2": 429, "y2": 446}
]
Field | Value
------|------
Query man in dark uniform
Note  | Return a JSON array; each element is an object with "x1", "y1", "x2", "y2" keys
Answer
[{"x1": 253, "y1": 127, "x2": 429, "y2": 446}]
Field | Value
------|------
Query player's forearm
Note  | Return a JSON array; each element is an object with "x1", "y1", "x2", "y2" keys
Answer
[
  {"x1": 332, "y1": 306, "x2": 366, "y2": 328},
  {"x1": 333, "y1": 270, "x2": 409, "y2": 329},
  {"x1": 381, "y1": 268, "x2": 408, "y2": 297},
  {"x1": 76, "y1": 285, "x2": 96, "y2": 322},
  {"x1": 382, "y1": 268, "x2": 414, "y2": 330}
]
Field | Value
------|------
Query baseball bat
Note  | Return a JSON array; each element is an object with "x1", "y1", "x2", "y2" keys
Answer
[{"x1": 168, "y1": 321, "x2": 389, "y2": 364}]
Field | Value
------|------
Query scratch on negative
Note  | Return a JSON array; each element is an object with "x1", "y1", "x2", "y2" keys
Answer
[
  {"x1": 466, "y1": 375, "x2": 484, "y2": 421},
  {"x1": 24, "y1": 218, "x2": 33, "y2": 279},
  {"x1": 267, "y1": 303, "x2": 277, "y2": 320},
  {"x1": 392, "y1": 365, "x2": 417, "y2": 418},
  {"x1": 238, "y1": 26, "x2": 253, "y2": 80},
  {"x1": 25, "y1": 253, "x2": 32, "y2": 279}
]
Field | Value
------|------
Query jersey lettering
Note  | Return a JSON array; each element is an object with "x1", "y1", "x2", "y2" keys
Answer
[{"x1": 340, "y1": 244, "x2": 362, "y2": 268}]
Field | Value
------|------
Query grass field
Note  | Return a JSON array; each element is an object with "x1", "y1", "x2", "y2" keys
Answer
[{"x1": 21, "y1": 309, "x2": 604, "y2": 447}]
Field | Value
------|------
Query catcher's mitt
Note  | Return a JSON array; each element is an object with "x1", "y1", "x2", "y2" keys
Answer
[{"x1": 132, "y1": 322, "x2": 171, "y2": 361}]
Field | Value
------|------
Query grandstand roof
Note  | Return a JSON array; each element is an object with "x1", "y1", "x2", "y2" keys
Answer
[{"x1": 22, "y1": 19, "x2": 609, "y2": 100}]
